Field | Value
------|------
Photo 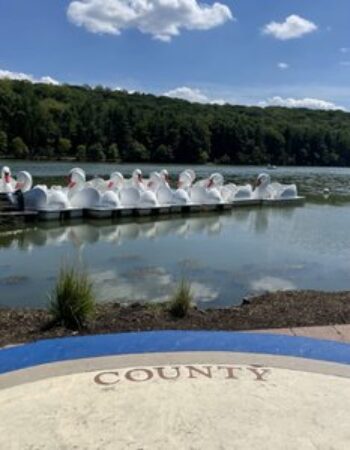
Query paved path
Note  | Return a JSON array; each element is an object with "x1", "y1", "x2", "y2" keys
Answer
[
  {"x1": 1, "y1": 331, "x2": 350, "y2": 449},
  {"x1": 253, "y1": 324, "x2": 350, "y2": 342},
  {"x1": 2, "y1": 324, "x2": 350, "y2": 351}
]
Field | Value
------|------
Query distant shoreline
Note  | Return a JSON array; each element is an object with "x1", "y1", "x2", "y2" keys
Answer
[
  {"x1": 1, "y1": 290, "x2": 350, "y2": 347},
  {"x1": 1, "y1": 79, "x2": 350, "y2": 168},
  {"x1": 0, "y1": 158, "x2": 349, "y2": 169}
]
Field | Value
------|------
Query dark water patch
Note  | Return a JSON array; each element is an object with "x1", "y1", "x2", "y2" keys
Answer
[
  {"x1": 0, "y1": 275, "x2": 29, "y2": 286},
  {"x1": 108, "y1": 254, "x2": 145, "y2": 264},
  {"x1": 177, "y1": 258, "x2": 208, "y2": 271}
]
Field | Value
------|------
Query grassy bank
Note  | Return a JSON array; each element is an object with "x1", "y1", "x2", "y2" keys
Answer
[{"x1": 1, "y1": 290, "x2": 350, "y2": 347}]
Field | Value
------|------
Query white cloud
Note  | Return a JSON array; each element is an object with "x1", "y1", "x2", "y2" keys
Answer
[
  {"x1": 114, "y1": 86, "x2": 136, "y2": 94},
  {"x1": 67, "y1": 0, "x2": 233, "y2": 41},
  {"x1": 340, "y1": 47, "x2": 349, "y2": 54},
  {"x1": 277, "y1": 62, "x2": 289, "y2": 70},
  {"x1": 251, "y1": 276, "x2": 296, "y2": 293},
  {"x1": 90, "y1": 267, "x2": 218, "y2": 304},
  {"x1": 262, "y1": 14, "x2": 317, "y2": 40},
  {"x1": 163, "y1": 86, "x2": 225, "y2": 104},
  {"x1": 259, "y1": 96, "x2": 346, "y2": 111},
  {"x1": 0, "y1": 69, "x2": 59, "y2": 85},
  {"x1": 164, "y1": 86, "x2": 209, "y2": 102},
  {"x1": 340, "y1": 61, "x2": 350, "y2": 67},
  {"x1": 40, "y1": 76, "x2": 60, "y2": 85}
]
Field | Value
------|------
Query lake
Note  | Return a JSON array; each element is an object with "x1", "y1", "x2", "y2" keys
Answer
[{"x1": 1, "y1": 161, "x2": 350, "y2": 309}]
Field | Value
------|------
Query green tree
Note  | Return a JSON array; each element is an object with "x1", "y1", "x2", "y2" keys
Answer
[
  {"x1": 153, "y1": 144, "x2": 173, "y2": 162},
  {"x1": 57, "y1": 138, "x2": 72, "y2": 158},
  {"x1": 1, "y1": 78, "x2": 350, "y2": 167},
  {"x1": 76, "y1": 144, "x2": 87, "y2": 161},
  {"x1": 11, "y1": 137, "x2": 29, "y2": 159},
  {"x1": 263, "y1": 127, "x2": 286, "y2": 164},
  {"x1": 175, "y1": 119, "x2": 211, "y2": 163},
  {"x1": 216, "y1": 153, "x2": 231, "y2": 164},
  {"x1": 127, "y1": 140, "x2": 150, "y2": 162},
  {"x1": 0, "y1": 130, "x2": 7, "y2": 154},
  {"x1": 87, "y1": 143, "x2": 106, "y2": 162},
  {"x1": 106, "y1": 143, "x2": 120, "y2": 162}
]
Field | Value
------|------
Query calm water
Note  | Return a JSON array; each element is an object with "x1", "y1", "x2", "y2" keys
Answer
[
  {"x1": 1, "y1": 161, "x2": 350, "y2": 308},
  {"x1": 3, "y1": 159, "x2": 350, "y2": 197}
]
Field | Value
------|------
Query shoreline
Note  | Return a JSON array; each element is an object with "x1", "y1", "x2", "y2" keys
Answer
[{"x1": 1, "y1": 290, "x2": 350, "y2": 347}]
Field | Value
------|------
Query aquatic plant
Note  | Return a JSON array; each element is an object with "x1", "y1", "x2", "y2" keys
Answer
[
  {"x1": 169, "y1": 278, "x2": 193, "y2": 318},
  {"x1": 49, "y1": 265, "x2": 95, "y2": 329}
]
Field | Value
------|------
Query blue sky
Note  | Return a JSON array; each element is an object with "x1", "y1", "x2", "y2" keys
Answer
[{"x1": 0, "y1": 0, "x2": 349, "y2": 110}]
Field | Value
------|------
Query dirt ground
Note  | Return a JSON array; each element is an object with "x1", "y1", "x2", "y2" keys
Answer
[{"x1": 1, "y1": 290, "x2": 350, "y2": 347}]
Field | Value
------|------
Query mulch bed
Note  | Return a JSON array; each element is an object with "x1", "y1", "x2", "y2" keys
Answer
[{"x1": 1, "y1": 290, "x2": 350, "y2": 347}]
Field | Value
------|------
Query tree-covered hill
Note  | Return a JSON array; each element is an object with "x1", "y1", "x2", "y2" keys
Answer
[{"x1": 0, "y1": 79, "x2": 350, "y2": 166}]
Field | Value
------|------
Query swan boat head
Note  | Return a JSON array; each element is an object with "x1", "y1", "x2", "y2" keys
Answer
[
  {"x1": 178, "y1": 170, "x2": 195, "y2": 189},
  {"x1": 1, "y1": 166, "x2": 15, "y2": 192},
  {"x1": 131, "y1": 169, "x2": 145, "y2": 189},
  {"x1": 253, "y1": 173, "x2": 271, "y2": 199},
  {"x1": 185, "y1": 169, "x2": 196, "y2": 183},
  {"x1": 254, "y1": 173, "x2": 298, "y2": 199},
  {"x1": 68, "y1": 168, "x2": 86, "y2": 189},
  {"x1": 160, "y1": 169, "x2": 170, "y2": 184},
  {"x1": 256, "y1": 173, "x2": 271, "y2": 188},
  {"x1": 15, "y1": 171, "x2": 33, "y2": 192},
  {"x1": 1, "y1": 166, "x2": 11, "y2": 180},
  {"x1": 207, "y1": 173, "x2": 224, "y2": 188},
  {"x1": 133, "y1": 168, "x2": 142, "y2": 182},
  {"x1": 108, "y1": 172, "x2": 124, "y2": 190},
  {"x1": 147, "y1": 171, "x2": 162, "y2": 191}
]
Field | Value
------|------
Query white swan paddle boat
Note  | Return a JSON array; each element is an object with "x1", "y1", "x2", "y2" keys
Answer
[
  {"x1": 22, "y1": 168, "x2": 87, "y2": 220},
  {"x1": 253, "y1": 173, "x2": 305, "y2": 205},
  {"x1": 87, "y1": 169, "x2": 160, "y2": 219},
  {"x1": 0, "y1": 166, "x2": 33, "y2": 194},
  {"x1": 2, "y1": 165, "x2": 305, "y2": 221},
  {"x1": 0, "y1": 167, "x2": 33, "y2": 210}
]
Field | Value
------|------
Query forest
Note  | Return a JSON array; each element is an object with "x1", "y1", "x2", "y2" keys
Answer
[{"x1": 0, "y1": 79, "x2": 350, "y2": 166}]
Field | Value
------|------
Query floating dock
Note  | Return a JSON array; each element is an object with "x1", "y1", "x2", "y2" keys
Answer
[
  {"x1": 0, "y1": 210, "x2": 38, "y2": 228},
  {"x1": 0, "y1": 197, "x2": 305, "y2": 223}
]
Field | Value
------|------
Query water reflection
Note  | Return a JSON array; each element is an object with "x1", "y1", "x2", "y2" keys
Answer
[
  {"x1": 1, "y1": 204, "x2": 350, "y2": 308},
  {"x1": 1, "y1": 216, "x2": 225, "y2": 251}
]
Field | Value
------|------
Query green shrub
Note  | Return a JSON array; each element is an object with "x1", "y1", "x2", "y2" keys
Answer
[
  {"x1": 76, "y1": 144, "x2": 87, "y2": 161},
  {"x1": 169, "y1": 278, "x2": 193, "y2": 318},
  {"x1": 11, "y1": 136, "x2": 29, "y2": 159},
  {"x1": 106, "y1": 143, "x2": 120, "y2": 162},
  {"x1": 49, "y1": 266, "x2": 95, "y2": 329}
]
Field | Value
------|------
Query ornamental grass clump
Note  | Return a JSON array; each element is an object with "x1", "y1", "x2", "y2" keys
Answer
[
  {"x1": 169, "y1": 278, "x2": 193, "y2": 318},
  {"x1": 49, "y1": 265, "x2": 95, "y2": 329}
]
